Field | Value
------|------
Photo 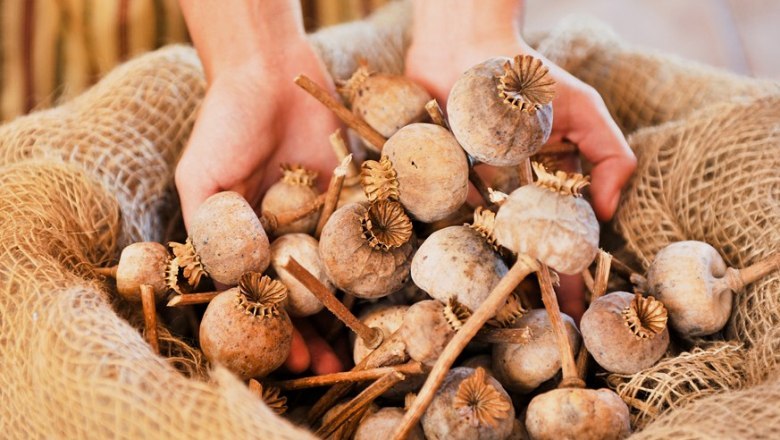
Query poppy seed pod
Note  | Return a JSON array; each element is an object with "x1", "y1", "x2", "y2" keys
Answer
[
  {"x1": 270, "y1": 233, "x2": 332, "y2": 317},
  {"x1": 115, "y1": 242, "x2": 178, "y2": 302},
  {"x1": 261, "y1": 164, "x2": 321, "y2": 235}
]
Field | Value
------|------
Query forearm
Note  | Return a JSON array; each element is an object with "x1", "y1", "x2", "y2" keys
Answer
[
  {"x1": 411, "y1": 0, "x2": 525, "y2": 48},
  {"x1": 179, "y1": 0, "x2": 306, "y2": 80}
]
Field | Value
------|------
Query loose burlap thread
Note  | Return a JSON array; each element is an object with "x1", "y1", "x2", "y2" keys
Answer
[{"x1": 1, "y1": 5, "x2": 779, "y2": 439}]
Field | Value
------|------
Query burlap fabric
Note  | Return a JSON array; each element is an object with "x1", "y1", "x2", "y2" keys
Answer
[{"x1": 1, "y1": 4, "x2": 778, "y2": 438}]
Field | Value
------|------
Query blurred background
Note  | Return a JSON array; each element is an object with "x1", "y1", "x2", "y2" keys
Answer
[{"x1": 1, "y1": 0, "x2": 777, "y2": 122}]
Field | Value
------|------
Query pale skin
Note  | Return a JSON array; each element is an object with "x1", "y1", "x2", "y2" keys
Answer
[{"x1": 177, "y1": 0, "x2": 637, "y2": 374}]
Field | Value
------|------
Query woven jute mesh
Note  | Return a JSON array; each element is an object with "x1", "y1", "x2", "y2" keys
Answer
[
  {"x1": 536, "y1": 18, "x2": 780, "y2": 434},
  {"x1": 2, "y1": 5, "x2": 779, "y2": 438}
]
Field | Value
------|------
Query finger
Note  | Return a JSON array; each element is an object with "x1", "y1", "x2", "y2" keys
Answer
[
  {"x1": 175, "y1": 151, "x2": 220, "y2": 232},
  {"x1": 284, "y1": 326, "x2": 311, "y2": 374},
  {"x1": 295, "y1": 319, "x2": 344, "y2": 375},
  {"x1": 557, "y1": 273, "x2": 586, "y2": 324},
  {"x1": 559, "y1": 89, "x2": 636, "y2": 221}
]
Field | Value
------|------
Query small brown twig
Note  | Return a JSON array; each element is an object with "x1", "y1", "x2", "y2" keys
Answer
[
  {"x1": 474, "y1": 326, "x2": 532, "y2": 345},
  {"x1": 260, "y1": 193, "x2": 326, "y2": 234},
  {"x1": 295, "y1": 74, "x2": 387, "y2": 151},
  {"x1": 576, "y1": 250, "x2": 612, "y2": 380},
  {"x1": 166, "y1": 292, "x2": 219, "y2": 307},
  {"x1": 468, "y1": 167, "x2": 494, "y2": 207},
  {"x1": 316, "y1": 371, "x2": 405, "y2": 439},
  {"x1": 425, "y1": 99, "x2": 450, "y2": 129},
  {"x1": 518, "y1": 159, "x2": 534, "y2": 187},
  {"x1": 308, "y1": 329, "x2": 408, "y2": 424},
  {"x1": 315, "y1": 155, "x2": 351, "y2": 238},
  {"x1": 283, "y1": 256, "x2": 383, "y2": 349},
  {"x1": 721, "y1": 252, "x2": 780, "y2": 292},
  {"x1": 325, "y1": 293, "x2": 356, "y2": 342},
  {"x1": 392, "y1": 256, "x2": 539, "y2": 440},
  {"x1": 538, "y1": 265, "x2": 583, "y2": 389},
  {"x1": 140, "y1": 284, "x2": 160, "y2": 354},
  {"x1": 270, "y1": 361, "x2": 424, "y2": 391},
  {"x1": 538, "y1": 140, "x2": 578, "y2": 156},
  {"x1": 94, "y1": 265, "x2": 118, "y2": 278},
  {"x1": 581, "y1": 268, "x2": 595, "y2": 296},
  {"x1": 329, "y1": 129, "x2": 361, "y2": 185}
]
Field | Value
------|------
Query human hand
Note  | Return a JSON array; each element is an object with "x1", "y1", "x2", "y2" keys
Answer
[{"x1": 177, "y1": 1, "x2": 342, "y2": 374}]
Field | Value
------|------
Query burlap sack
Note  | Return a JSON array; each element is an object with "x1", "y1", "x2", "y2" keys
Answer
[{"x1": 1, "y1": 5, "x2": 779, "y2": 439}]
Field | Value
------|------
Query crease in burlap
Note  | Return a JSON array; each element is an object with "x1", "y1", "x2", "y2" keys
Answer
[
  {"x1": 2, "y1": 4, "x2": 779, "y2": 438},
  {"x1": 535, "y1": 17, "x2": 780, "y2": 434},
  {"x1": 0, "y1": 2, "x2": 410, "y2": 439}
]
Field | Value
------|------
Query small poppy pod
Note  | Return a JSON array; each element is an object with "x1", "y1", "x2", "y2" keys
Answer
[
  {"x1": 525, "y1": 387, "x2": 631, "y2": 440},
  {"x1": 319, "y1": 200, "x2": 416, "y2": 299},
  {"x1": 447, "y1": 54, "x2": 555, "y2": 166},
  {"x1": 115, "y1": 242, "x2": 179, "y2": 302},
  {"x1": 361, "y1": 123, "x2": 469, "y2": 222},
  {"x1": 199, "y1": 273, "x2": 292, "y2": 380},
  {"x1": 581, "y1": 291, "x2": 670, "y2": 374},
  {"x1": 261, "y1": 164, "x2": 321, "y2": 235},
  {"x1": 352, "y1": 304, "x2": 409, "y2": 365},
  {"x1": 422, "y1": 367, "x2": 515, "y2": 440},
  {"x1": 399, "y1": 299, "x2": 463, "y2": 367},
  {"x1": 494, "y1": 162, "x2": 599, "y2": 275},
  {"x1": 338, "y1": 62, "x2": 432, "y2": 152},
  {"x1": 492, "y1": 309, "x2": 581, "y2": 394},
  {"x1": 270, "y1": 233, "x2": 332, "y2": 317},
  {"x1": 171, "y1": 191, "x2": 270, "y2": 287},
  {"x1": 412, "y1": 208, "x2": 508, "y2": 312}
]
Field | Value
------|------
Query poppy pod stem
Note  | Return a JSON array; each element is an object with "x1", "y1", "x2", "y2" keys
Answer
[
  {"x1": 576, "y1": 250, "x2": 612, "y2": 379},
  {"x1": 269, "y1": 361, "x2": 424, "y2": 391},
  {"x1": 166, "y1": 291, "x2": 220, "y2": 307},
  {"x1": 140, "y1": 284, "x2": 160, "y2": 354},
  {"x1": 260, "y1": 193, "x2": 326, "y2": 234},
  {"x1": 93, "y1": 265, "x2": 118, "y2": 278},
  {"x1": 315, "y1": 154, "x2": 352, "y2": 238}
]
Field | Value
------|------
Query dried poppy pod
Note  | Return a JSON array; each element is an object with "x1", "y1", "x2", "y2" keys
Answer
[
  {"x1": 112, "y1": 242, "x2": 179, "y2": 302},
  {"x1": 447, "y1": 54, "x2": 555, "y2": 166},
  {"x1": 199, "y1": 273, "x2": 292, "y2": 380},
  {"x1": 353, "y1": 304, "x2": 410, "y2": 365},
  {"x1": 361, "y1": 123, "x2": 469, "y2": 222},
  {"x1": 644, "y1": 241, "x2": 780, "y2": 337},
  {"x1": 355, "y1": 407, "x2": 424, "y2": 440},
  {"x1": 412, "y1": 207, "x2": 509, "y2": 311},
  {"x1": 399, "y1": 299, "x2": 464, "y2": 367},
  {"x1": 492, "y1": 309, "x2": 581, "y2": 394},
  {"x1": 494, "y1": 162, "x2": 599, "y2": 275},
  {"x1": 270, "y1": 233, "x2": 331, "y2": 317},
  {"x1": 319, "y1": 200, "x2": 416, "y2": 299},
  {"x1": 422, "y1": 367, "x2": 515, "y2": 440},
  {"x1": 580, "y1": 291, "x2": 670, "y2": 374},
  {"x1": 170, "y1": 191, "x2": 270, "y2": 287},
  {"x1": 339, "y1": 62, "x2": 431, "y2": 152},
  {"x1": 261, "y1": 164, "x2": 321, "y2": 235}
]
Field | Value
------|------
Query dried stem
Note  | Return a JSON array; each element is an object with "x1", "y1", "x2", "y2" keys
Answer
[
  {"x1": 294, "y1": 74, "x2": 387, "y2": 151},
  {"x1": 581, "y1": 268, "x2": 595, "y2": 296},
  {"x1": 283, "y1": 256, "x2": 383, "y2": 349},
  {"x1": 316, "y1": 371, "x2": 405, "y2": 439},
  {"x1": 576, "y1": 250, "x2": 612, "y2": 380},
  {"x1": 518, "y1": 159, "x2": 534, "y2": 187},
  {"x1": 425, "y1": 99, "x2": 449, "y2": 129},
  {"x1": 329, "y1": 129, "x2": 361, "y2": 184},
  {"x1": 315, "y1": 155, "x2": 351, "y2": 238},
  {"x1": 538, "y1": 265, "x2": 583, "y2": 388},
  {"x1": 538, "y1": 140, "x2": 577, "y2": 156},
  {"x1": 610, "y1": 255, "x2": 640, "y2": 281},
  {"x1": 166, "y1": 291, "x2": 219, "y2": 307},
  {"x1": 308, "y1": 329, "x2": 408, "y2": 424},
  {"x1": 260, "y1": 193, "x2": 326, "y2": 234},
  {"x1": 325, "y1": 293, "x2": 356, "y2": 342},
  {"x1": 94, "y1": 265, "x2": 118, "y2": 278},
  {"x1": 392, "y1": 256, "x2": 539, "y2": 440},
  {"x1": 720, "y1": 252, "x2": 780, "y2": 292},
  {"x1": 140, "y1": 284, "x2": 160, "y2": 354},
  {"x1": 468, "y1": 167, "x2": 494, "y2": 206},
  {"x1": 270, "y1": 361, "x2": 424, "y2": 391},
  {"x1": 474, "y1": 326, "x2": 532, "y2": 344}
]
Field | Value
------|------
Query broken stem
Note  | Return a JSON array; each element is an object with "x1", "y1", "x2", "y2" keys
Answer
[
  {"x1": 538, "y1": 265, "x2": 583, "y2": 389},
  {"x1": 140, "y1": 284, "x2": 160, "y2": 354},
  {"x1": 166, "y1": 291, "x2": 219, "y2": 307},
  {"x1": 270, "y1": 361, "x2": 424, "y2": 391},
  {"x1": 425, "y1": 99, "x2": 449, "y2": 129},
  {"x1": 315, "y1": 155, "x2": 351, "y2": 238},
  {"x1": 576, "y1": 250, "x2": 612, "y2": 380}
]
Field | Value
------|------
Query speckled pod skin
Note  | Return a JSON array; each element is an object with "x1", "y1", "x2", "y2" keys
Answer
[
  {"x1": 189, "y1": 191, "x2": 270, "y2": 286},
  {"x1": 647, "y1": 241, "x2": 731, "y2": 337},
  {"x1": 494, "y1": 185, "x2": 599, "y2": 275},
  {"x1": 116, "y1": 242, "x2": 169, "y2": 301},
  {"x1": 199, "y1": 289, "x2": 292, "y2": 380},
  {"x1": 400, "y1": 300, "x2": 456, "y2": 367},
  {"x1": 270, "y1": 234, "x2": 330, "y2": 317},
  {"x1": 355, "y1": 407, "x2": 425, "y2": 440},
  {"x1": 261, "y1": 179, "x2": 320, "y2": 235},
  {"x1": 384, "y1": 123, "x2": 469, "y2": 222},
  {"x1": 447, "y1": 58, "x2": 552, "y2": 166},
  {"x1": 422, "y1": 367, "x2": 515, "y2": 440},
  {"x1": 319, "y1": 202, "x2": 415, "y2": 299},
  {"x1": 580, "y1": 291, "x2": 670, "y2": 374},
  {"x1": 492, "y1": 309, "x2": 581, "y2": 394},
  {"x1": 351, "y1": 74, "x2": 431, "y2": 147},
  {"x1": 525, "y1": 388, "x2": 631, "y2": 440},
  {"x1": 353, "y1": 304, "x2": 409, "y2": 364},
  {"x1": 412, "y1": 225, "x2": 507, "y2": 311}
]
